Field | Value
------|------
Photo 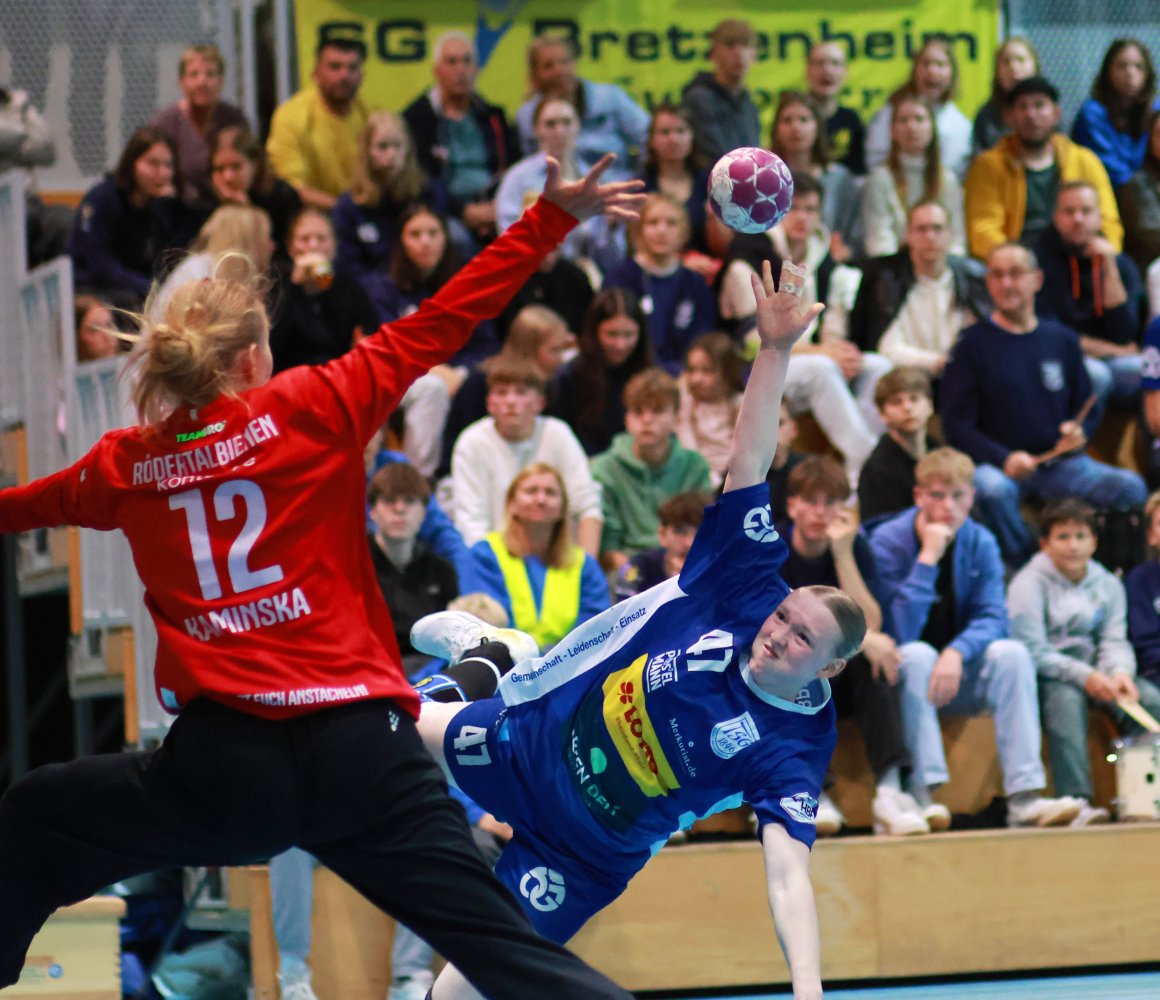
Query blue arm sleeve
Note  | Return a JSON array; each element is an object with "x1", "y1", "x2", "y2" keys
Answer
[
  {"x1": 457, "y1": 542, "x2": 515, "y2": 626},
  {"x1": 448, "y1": 785, "x2": 486, "y2": 827},
  {"x1": 1071, "y1": 100, "x2": 1135, "y2": 187},
  {"x1": 948, "y1": 530, "x2": 1010, "y2": 661},
  {"x1": 939, "y1": 341, "x2": 1011, "y2": 468}
]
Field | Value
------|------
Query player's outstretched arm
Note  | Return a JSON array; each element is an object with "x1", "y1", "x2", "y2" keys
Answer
[
  {"x1": 723, "y1": 262, "x2": 823, "y2": 494},
  {"x1": 761, "y1": 822, "x2": 824, "y2": 1000}
]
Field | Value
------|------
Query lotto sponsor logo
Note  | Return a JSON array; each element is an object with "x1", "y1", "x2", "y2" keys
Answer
[
  {"x1": 780, "y1": 792, "x2": 819, "y2": 825},
  {"x1": 743, "y1": 504, "x2": 779, "y2": 543},
  {"x1": 710, "y1": 712, "x2": 761, "y2": 759},
  {"x1": 600, "y1": 657, "x2": 680, "y2": 798},
  {"x1": 520, "y1": 866, "x2": 566, "y2": 912},
  {"x1": 645, "y1": 650, "x2": 679, "y2": 691}
]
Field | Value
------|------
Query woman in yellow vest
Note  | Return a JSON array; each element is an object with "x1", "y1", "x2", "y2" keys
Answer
[{"x1": 462, "y1": 462, "x2": 609, "y2": 652}]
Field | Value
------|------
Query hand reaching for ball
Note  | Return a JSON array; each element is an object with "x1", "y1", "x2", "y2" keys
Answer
[{"x1": 750, "y1": 260, "x2": 824, "y2": 353}]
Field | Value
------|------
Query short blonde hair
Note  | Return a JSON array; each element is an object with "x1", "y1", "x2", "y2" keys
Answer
[
  {"x1": 915, "y1": 447, "x2": 975, "y2": 488},
  {"x1": 179, "y1": 44, "x2": 224, "y2": 78}
]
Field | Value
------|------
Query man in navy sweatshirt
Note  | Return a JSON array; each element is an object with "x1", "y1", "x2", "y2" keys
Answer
[
  {"x1": 1035, "y1": 181, "x2": 1145, "y2": 413},
  {"x1": 940, "y1": 241, "x2": 1146, "y2": 565}
]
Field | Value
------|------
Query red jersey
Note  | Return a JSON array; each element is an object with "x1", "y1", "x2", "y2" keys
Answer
[{"x1": 0, "y1": 201, "x2": 576, "y2": 720}]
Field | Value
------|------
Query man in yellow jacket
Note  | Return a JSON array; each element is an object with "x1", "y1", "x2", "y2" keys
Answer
[{"x1": 965, "y1": 76, "x2": 1121, "y2": 261}]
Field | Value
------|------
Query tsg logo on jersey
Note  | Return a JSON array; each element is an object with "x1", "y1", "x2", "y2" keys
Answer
[
  {"x1": 1040, "y1": 360, "x2": 1065, "y2": 392},
  {"x1": 520, "y1": 866, "x2": 566, "y2": 912},
  {"x1": 743, "y1": 505, "x2": 779, "y2": 543},
  {"x1": 710, "y1": 712, "x2": 761, "y2": 758},
  {"x1": 780, "y1": 792, "x2": 819, "y2": 825}
]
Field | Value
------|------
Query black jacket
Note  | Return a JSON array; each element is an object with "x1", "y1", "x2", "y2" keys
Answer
[
  {"x1": 848, "y1": 250, "x2": 990, "y2": 353},
  {"x1": 403, "y1": 91, "x2": 519, "y2": 213}
]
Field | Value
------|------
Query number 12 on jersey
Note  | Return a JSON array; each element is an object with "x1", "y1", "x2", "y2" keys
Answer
[{"x1": 169, "y1": 480, "x2": 284, "y2": 601}]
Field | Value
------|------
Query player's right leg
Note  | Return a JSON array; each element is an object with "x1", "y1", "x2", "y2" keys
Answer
[{"x1": 0, "y1": 700, "x2": 304, "y2": 987}]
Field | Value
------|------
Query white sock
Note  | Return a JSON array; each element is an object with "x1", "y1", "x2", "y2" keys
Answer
[{"x1": 877, "y1": 766, "x2": 902, "y2": 794}]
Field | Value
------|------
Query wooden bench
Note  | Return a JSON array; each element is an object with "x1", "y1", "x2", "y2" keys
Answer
[{"x1": 9, "y1": 897, "x2": 126, "y2": 1000}]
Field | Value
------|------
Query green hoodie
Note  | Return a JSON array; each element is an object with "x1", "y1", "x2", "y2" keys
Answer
[{"x1": 590, "y1": 432, "x2": 712, "y2": 556}]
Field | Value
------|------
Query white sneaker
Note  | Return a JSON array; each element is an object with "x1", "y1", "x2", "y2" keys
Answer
[
  {"x1": 410, "y1": 611, "x2": 539, "y2": 666},
  {"x1": 1007, "y1": 794, "x2": 1082, "y2": 828},
  {"x1": 815, "y1": 792, "x2": 845, "y2": 837},
  {"x1": 1071, "y1": 800, "x2": 1111, "y2": 827},
  {"x1": 387, "y1": 970, "x2": 434, "y2": 1000},
  {"x1": 278, "y1": 971, "x2": 319, "y2": 1000},
  {"x1": 872, "y1": 787, "x2": 930, "y2": 836},
  {"x1": 921, "y1": 801, "x2": 952, "y2": 832}
]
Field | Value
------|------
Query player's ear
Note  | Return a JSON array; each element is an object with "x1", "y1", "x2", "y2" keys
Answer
[{"x1": 819, "y1": 658, "x2": 846, "y2": 680}]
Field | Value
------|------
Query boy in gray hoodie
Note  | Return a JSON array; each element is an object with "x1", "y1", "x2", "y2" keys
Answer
[{"x1": 1008, "y1": 498, "x2": 1160, "y2": 824}]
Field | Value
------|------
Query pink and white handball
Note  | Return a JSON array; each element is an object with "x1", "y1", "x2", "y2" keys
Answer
[{"x1": 708, "y1": 147, "x2": 794, "y2": 234}]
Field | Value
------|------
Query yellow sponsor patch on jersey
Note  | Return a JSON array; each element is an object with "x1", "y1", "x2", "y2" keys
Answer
[{"x1": 601, "y1": 654, "x2": 680, "y2": 797}]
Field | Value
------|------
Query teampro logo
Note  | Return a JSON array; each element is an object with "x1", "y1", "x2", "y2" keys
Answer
[
  {"x1": 175, "y1": 420, "x2": 227, "y2": 443},
  {"x1": 743, "y1": 505, "x2": 779, "y2": 543},
  {"x1": 520, "y1": 866, "x2": 566, "y2": 912}
]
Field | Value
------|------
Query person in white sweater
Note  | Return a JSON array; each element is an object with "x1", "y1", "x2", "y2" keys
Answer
[
  {"x1": 450, "y1": 355, "x2": 603, "y2": 554},
  {"x1": 1008, "y1": 498, "x2": 1160, "y2": 826},
  {"x1": 861, "y1": 92, "x2": 965, "y2": 259}
]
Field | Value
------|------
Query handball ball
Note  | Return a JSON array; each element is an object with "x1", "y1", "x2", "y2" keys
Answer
[{"x1": 708, "y1": 147, "x2": 794, "y2": 234}]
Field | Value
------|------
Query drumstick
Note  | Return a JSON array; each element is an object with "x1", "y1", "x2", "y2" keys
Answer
[
  {"x1": 1118, "y1": 697, "x2": 1160, "y2": 733},
  {"x1": 1033, "y1": 394, "x2": 1098, "y2": 466}
]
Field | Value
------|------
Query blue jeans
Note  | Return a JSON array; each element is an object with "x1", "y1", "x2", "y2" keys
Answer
[
  {"x1": 1039, "y1": 674, "x2": 1160, "y2": 799},
  {"x1": 899, "y1": 640, "x2": 1046, "y2": 796},
  {"x1": 973, "y1": 455, "x2": 1147, "y2": 565},
  {"x1": 1085, "y1": 355, "x2": 1143, "y2": 414}
]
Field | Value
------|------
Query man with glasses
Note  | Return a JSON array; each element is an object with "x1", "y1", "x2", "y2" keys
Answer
[{"x1": 939, "y1": 242, "x2": 1146, "y2": 566}]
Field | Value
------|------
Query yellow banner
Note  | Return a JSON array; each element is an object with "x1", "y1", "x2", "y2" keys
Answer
[{"x1": 293, "y1": 1, "x2": 999, "y2": 140}]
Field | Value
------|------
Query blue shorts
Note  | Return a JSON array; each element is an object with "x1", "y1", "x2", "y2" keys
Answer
[{"x1": 444, "y1": 698, "x2": 646, "y2": 942}]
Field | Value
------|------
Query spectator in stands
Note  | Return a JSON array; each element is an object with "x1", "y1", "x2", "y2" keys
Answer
[
  {"x1": 73, "y1": 295, "x2": 118, "y2": 362},
  {"x1": 515, "y1": 36, "x2": 649, "y2": 181},
  {"x1": 767, "y1": 402, "x2": 807, "y2": 525},
  {"x1": 1036, "y1": 180, "x2": 1145, "y2": 410},
  {"x1": 940, "y1": 242, "x2": 1146, "y2": 565},
  {"x1": 1072, "y1": 39, "x2": 1160, "y2": 187},
  {"x1": 152, "y1": 204, "x2": 271, "y2": 314},
  {"x1": 858, "y1": 367, "x2": 939, "y2": 523},
  {"x1": 459, "y1": 462, "x2": 608, "y2": 653},
  {"x1": 368, "y1": 203, "x2": 498, "y2": 370},
  {"x1": 612, "y1": 490, "x2": 707, "y2": 601},
  {"x1": 451, "y1": 355, "x2": 603, "y2": 554},
  {"x1": 209, "y1": 126, "x2": 301, "y2": 261},
  {"x1": 676, "y1": 331, "x2": 744, "y2": 487},
  {"x1": 717, "y1": 177, "x2": 883, "y2": 485},
  {"x1": 0, "y1": 83, "x2": 70, "y2": 265},
  {"x1": 550, "y1": 287, "x2": 653, "y2": 456},
  {"x1": 640, "y1": 103, "x2": 710, "y2": 255},
  {"x1": 150, "y1": 44, "x2": 248, "y2": 210},
  {"x1": 1009, "y1": 498, "x2": 1160, "y2": 826},
  {"x1": 439, "y1": 304, "x2": 574, "y2": 478},
  {"x1": 806, "y1": 41, "x2": 866, "y2": 175},
  {"x1": 1141, "y1": 316, "x2": 1160, "y2": 486},
  {"x1": 590, "y1": 367, "x2": 712, "y2": 571},
  {"x1": 1117, "y1": 110, "x2": 1160, "y2": 277},
  {"x1": 780, "y1": 456, "x2": 928, "y2": 837},
  {"x1": 333, "y1": 111, "x2": 450, "y2": 294},
  {"x1": 604, "y1": 193, "x2": 716, "y2": 373},
  {"x1": 67, "y1": 126, "x2": 197, "y2": 308},
  {"x1": 865, "y1": 40, "x2": 972, "y2": 178},
  {"x1": 964, "y1": 76, "x2": 1123, "y2": 260},
  {"x1": 769, "y1": 90, "x2": 862, "y2": 260},
  {"x1": 496, "y1": 96, "x2": 625, "y2": 278},
  {"x1": 680, "y1": 18, "x2": 759, "y2": 164},
  {"x1": 403, "y1": 30, "x2": 519, "y2": 248},
  {"x1": 367, "y1": 462, "x2": 458, "y2": 677},
  {"x1": 266, "y1": 33, "x2": 369, "y2": 210},
  {"x1": 970, "y1": 37, "x2": 1040, "y2": 161},
  {"x1": 861, "y1": 92, "x2": 965, "y2": 258},
  {"x1": 850, "y1": 200, "x2": 988, "y2": 374},
  {"x1": 1126, "y1": 490, "x2": 1160, "y2": 686},
  {"x1": 870, "y1": 447, "x2": 1083, "y2": 828},
  {"x1": 269, "y1": 207, "x2": 377, "y2": 373}
]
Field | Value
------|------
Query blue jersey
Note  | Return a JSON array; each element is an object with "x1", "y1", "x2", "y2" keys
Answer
[{"x1": 448, "y1": 485, "x2": 835, "y2": 871}]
